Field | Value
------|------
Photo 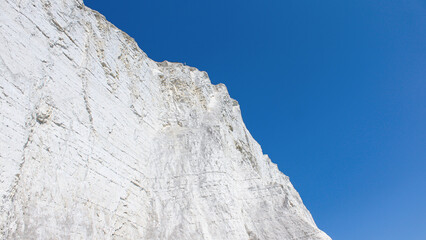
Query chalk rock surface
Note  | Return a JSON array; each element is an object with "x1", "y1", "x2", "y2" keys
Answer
[{"x1": 0, "y1": 0, "x2": 331, "y2": 239}]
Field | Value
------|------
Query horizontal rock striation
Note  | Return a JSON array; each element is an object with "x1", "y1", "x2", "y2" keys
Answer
[{"x1": 0, "y1": 0, "x2": 330, "y2": 239}]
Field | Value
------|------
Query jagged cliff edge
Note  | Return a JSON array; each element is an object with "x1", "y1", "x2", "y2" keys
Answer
[{"x1": 0, "y1": 0, "x2": 331, "y2": 239}]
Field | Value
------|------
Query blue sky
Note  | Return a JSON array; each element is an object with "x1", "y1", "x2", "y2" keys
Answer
[{"x1": 84, "y1": 0, "x2": 426, "y2": 239}]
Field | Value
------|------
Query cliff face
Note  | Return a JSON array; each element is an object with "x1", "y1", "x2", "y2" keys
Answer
[{"x1": 0, "y1": 0, "x2": 330, "y2": 239}]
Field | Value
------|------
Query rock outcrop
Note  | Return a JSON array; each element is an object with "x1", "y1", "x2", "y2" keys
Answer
[{"x1": 0, "y1": 0, "x2": 330, "y2": 239}]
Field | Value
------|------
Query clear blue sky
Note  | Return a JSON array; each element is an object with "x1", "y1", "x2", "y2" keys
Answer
[{"x1": 84, "y1": 0, "x2": 426, "y2": 239}]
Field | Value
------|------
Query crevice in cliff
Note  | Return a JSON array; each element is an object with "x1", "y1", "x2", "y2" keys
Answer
[{"x1": 80, "y1": 22, "x2": 96, "y2": 135}]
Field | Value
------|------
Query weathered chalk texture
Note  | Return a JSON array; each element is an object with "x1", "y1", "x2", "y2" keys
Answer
[{"x1": 0, "y1": 0, "x2": 331, "y2": 239}]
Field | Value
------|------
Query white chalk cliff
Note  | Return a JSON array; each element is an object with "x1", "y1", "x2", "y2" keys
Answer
[{"x1": 0, "y1": 0, "x2": 331, "y2": 239}]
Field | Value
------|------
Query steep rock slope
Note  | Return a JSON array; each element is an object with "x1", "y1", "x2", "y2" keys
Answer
[{"x1": 0, "y1": 0, "x2": 331, "y2": 239}]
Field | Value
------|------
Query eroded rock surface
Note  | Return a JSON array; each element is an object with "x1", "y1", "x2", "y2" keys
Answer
[{"x1": 0, "y1": 0, "x2": 331, "y2": 239}]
